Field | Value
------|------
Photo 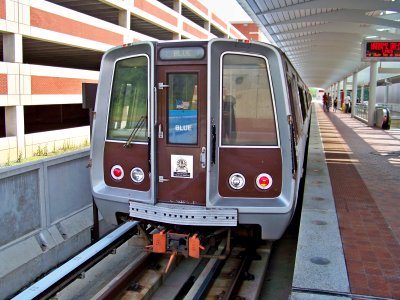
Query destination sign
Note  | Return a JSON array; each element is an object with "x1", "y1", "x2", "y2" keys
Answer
[
  {"x1": 159, "y1": 47, "x2": 205, "y2": 60},
  {"x1": 362, "y1": 40, "x2": 400, "y2": 61}
]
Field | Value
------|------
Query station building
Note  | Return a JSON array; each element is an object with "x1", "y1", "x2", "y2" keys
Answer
[{"x1": 0, "y1": 0, "x2": 247, "y2": 165}]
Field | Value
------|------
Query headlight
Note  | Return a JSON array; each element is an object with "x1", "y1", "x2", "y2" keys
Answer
[
  {"x1": 131, "y1": 167, "x2": 145, "y2": 183},
  {"x1": 228, "y1": 173, "x2": 245, "y2": 190}
]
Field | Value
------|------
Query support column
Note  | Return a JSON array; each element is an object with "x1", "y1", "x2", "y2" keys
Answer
[
  {"x1": 5, "y1": 106, "x2": 25, "y2": 157},
  {"x1": 173, "y1": 0, "x2": 182, "y2": 40},
  {"x1": 384, "y1": 85, "x2": 389, "y2": 105},
  {"x1": 173, "y1": 0, "x2": 181, "y2": 13},
  {"x1": 118, "y1": 8, "x2": 131, "y2": 44},
  {"x1": 351, "y1": 71, "x2": 358, "y2": 118},
  {"x1": 368, "y1": 62, "x2": 377, "y2": 127},
  {"x1": 204, "y1": 20, "x2": 211, "y2": 32},
  {"x1": 360, "y1": 85, "x2": 364, "y2": 102},
  {"x1": 335, "y1": 82, "x2": 339, "y2": 104},
  {"x1": 3, "y1": 33, "x2": 25, "y2": 159},
  {"x1": 118, "y1": 10, "x2": 130, "y2": 29},
  {"x1": 3, "y1": 33, "x2": 23, "y2": 63},
  {"x1": 343, "y1": 77, "x2": 348, "y2": 112}
]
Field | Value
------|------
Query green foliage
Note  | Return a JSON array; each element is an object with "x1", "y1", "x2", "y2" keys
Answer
[
  {"x1": 60, "y1": 140, "x2": 73, "y2": 152},
  {"x1": 17, "y1": 151, "x2": 23, "y2": 163},
  {"x1": 309, "y1": 88, "x2": 318, "y2": 98},
  {"x1": 34, "y1": 145, "x2": 48, "y2": 157}
]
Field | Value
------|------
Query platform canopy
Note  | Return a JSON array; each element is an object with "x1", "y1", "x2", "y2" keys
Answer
[{"x1": 237, "y1": 0, "x2": 400, "y2": 88}]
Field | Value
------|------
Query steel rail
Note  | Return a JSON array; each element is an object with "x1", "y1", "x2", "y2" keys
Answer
[
  {"x1": 12, "y1": 221, "x2": 140, "y2": 300},
  {"x1": 183, "y1": 239, "x2": 228, "y2": 300}
]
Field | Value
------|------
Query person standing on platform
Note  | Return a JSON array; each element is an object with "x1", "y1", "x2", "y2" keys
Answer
[
  {"x1": 327, "y1": 93, "x2": 332, "y2": 112},
  {"x1": 323, "y1": 92, "x2": 328, "y2": 112},
  {"x1": 333, "y1": 97, "x2": 338, "y2": 112},
  {"x1": 344, "y1": 95, "x2": 351, "y2": 113}
]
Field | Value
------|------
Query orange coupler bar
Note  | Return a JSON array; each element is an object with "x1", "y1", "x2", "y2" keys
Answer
[
  {"x1": 148, "y1": 231, "x2": 204, "y2": 258},
  {"x1": 150, "y1": 230, "x2": 167, "y2": 253},
  {"x1": 189, "y1": 234, "x2": 205, "y2": 258}
]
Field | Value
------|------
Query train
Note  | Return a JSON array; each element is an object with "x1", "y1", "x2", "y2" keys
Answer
[{"x1": 90, "y1": 39, "x2": 311, "y2": 256}]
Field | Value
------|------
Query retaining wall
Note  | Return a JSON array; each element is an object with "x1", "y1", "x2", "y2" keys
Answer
[{"x1": 0, "y1": 149, "x2": 95, "y2": 299}]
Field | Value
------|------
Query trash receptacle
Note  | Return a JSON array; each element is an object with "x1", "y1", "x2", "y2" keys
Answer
[{"x1": 375, "y1": 107, "x2": 390, "y2": 129}]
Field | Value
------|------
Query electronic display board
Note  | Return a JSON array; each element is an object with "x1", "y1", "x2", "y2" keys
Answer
[{"x1": 362, "y1": 40, "x2": 400, "y2": 61}]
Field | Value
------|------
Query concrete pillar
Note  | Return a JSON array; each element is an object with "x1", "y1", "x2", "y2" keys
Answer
[
  {"x1": 360, "y1": 85, "x2": 364, "y2": 102},
  {"x1": 173, "y1": 0, "x2": 182, "y2": 40},
  {"x1": 173, "y1": 0, "x2": 181, "y2": 13},
  {"x1": 368, "y1": 61, "x2": 377, "y2": 127},
  {"x1": 173, "y1": 32, "x2": 181, "y2": 40},
  {"x1": 343, "y1": 77, "x2": 349, "y2": 112},
  {"x1": 204, "y1": 21, "x2": 211, "y2": 32},
  {"x1": 119, "y1": 8, "x2": 131, "y2": 44},
  {"x1": 351, "y1": 71, "x2": 358, "y2": 118},
  {"x1": 5, "y1": 106, "x2": 25, "y2": 157},
  {"x1": 118, "y1": 10, "x2": 130, "y2": 29},
  {"x1": 3, "y1": 33, "x2": 23, "y2": 63},
  {"x1": 334, "y1": 82, "x2": 338, "y2": 103},
  {"x1": 3, "y1": 33, "x2": 25, "y2": 158},
  {"x1": 384, "y1": 85, "x2": 389, "y2": 105}
]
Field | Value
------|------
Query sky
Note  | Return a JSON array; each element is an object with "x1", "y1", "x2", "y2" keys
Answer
[{"x1": 201, "y1": 0, "x2": 252, "y2": 22}]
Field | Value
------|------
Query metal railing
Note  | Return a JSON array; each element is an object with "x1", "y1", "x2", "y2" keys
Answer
[{"x1": 354, "y1": 103, "x2": 400, "y2": 128}]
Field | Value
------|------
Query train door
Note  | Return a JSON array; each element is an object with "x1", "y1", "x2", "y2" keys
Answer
[{"x1": 156, "y1": 65, "x2": 207, "y2": 205}]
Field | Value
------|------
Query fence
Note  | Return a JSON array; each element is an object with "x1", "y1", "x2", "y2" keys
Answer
[{"x1": 353, "y1": 103, "x2": 400, "y2": 129}]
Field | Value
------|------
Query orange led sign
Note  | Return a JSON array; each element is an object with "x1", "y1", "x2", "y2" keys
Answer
[{"x1": 362, "y1": 40, "x2": 400, "y2": 61}]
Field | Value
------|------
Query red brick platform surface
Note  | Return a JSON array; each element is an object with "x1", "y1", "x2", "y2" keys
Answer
[{"x1": 316, "y1": 104, "x2": 400, "y2": 299}]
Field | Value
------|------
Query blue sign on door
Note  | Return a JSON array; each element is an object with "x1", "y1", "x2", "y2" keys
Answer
[{"x1": 168, "y1": 109, "x2": 197, "y2": 144}]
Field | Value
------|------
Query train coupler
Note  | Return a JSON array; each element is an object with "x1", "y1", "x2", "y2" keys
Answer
[{"x1": 146, "y1": 231, "x2": 205, "y2": 259}]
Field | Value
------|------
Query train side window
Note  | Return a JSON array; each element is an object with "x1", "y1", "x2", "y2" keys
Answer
[
  {"x1": 298, "y1": 86, "x2": 306, "y2": 121},
  {"x1": 221, "y1": 53, "x2": 277, "y2": 146},
  {"x1": 287, "y1": 79, "x2": 301, "y2": 141},
  {"x1": 289, "y1": 79, "x2": 302, "y2": 130},
  {"x1": 107, "y1": 56, "x2": 148, "y2": 142}
]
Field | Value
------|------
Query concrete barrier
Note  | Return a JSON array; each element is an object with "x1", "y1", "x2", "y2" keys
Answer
[{"x1": 0, "y1": 149, "x2": 94, "y2": 299}]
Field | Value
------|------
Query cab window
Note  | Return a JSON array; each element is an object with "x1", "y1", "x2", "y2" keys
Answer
[
  {"x1": 221, "y1": 53, "x2": 277, "y2": 146},
  {"x1": 107, "y1": 55, "x2": 148, "y2": 142}
]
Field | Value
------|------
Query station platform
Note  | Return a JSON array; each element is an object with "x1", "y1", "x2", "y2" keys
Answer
[{"x1": 292, "y1": 102, "x2": 400, "y2": 300}]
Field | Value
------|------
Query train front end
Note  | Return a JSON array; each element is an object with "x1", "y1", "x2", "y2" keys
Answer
[{"x1": 90, "y1": 39, "x2": 297, "y2": 241}]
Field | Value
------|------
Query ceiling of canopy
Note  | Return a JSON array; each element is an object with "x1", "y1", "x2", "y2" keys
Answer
[{"x1": 237, "y1": 0, "x2": 400, "y2": 88}]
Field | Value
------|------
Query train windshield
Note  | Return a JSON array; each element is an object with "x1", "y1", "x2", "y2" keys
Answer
[
  {"x1": 221, "y1": 53, "x2": 277, "y2": 146},
  {"x1": 107, "y1": 55, "x2": 148, "y2": 142}
]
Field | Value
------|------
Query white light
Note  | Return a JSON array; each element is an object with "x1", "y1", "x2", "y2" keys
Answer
[
  {"x1": 131, "y1": 167, "x2": 145, "y2": 183},
  {"x1": 229, "y1": 173, "x2": 245, "y2": 190}
]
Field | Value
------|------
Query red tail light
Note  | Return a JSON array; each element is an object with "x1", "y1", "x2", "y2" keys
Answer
[
  {"x1": 256, "y1": 173, "x2": 272, "y2": 190},
  {"x1": 111, "y1": 165, "x2": 124, "y2": 180}
]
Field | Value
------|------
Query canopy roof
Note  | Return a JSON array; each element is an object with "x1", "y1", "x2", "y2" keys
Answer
[{"x1": 237, "y1": 0, "x2": 400, "y2": 88}]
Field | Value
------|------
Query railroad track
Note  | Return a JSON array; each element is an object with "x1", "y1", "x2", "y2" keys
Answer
[
  {"x1": 105, "y1": 241, "x2": 272, "y2": 300},
  {"x1": 13, "y1": 223, "x2": 272, "y2": 300}
]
